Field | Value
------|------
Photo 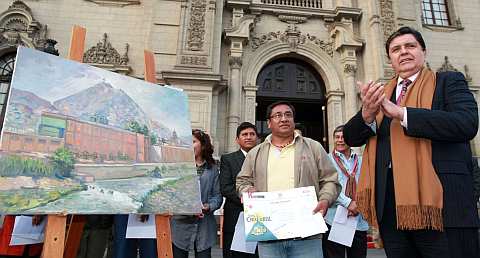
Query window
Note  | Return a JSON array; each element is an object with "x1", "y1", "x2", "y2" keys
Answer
[
  {"x1": 0, "y1": 52, "x2": 15, "y2": 133},
  {"x1": 422, "y1": 0, "x2": 450, "y2": 26}
]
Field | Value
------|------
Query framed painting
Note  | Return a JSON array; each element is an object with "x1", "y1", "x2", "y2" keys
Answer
[{"x1": 0, "y1": 47, "x2": 202, "y2": 214}]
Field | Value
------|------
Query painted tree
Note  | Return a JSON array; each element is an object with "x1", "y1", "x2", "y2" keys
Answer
[{"x1": 50, "y1": 147, "x2": 76, "y2": 178}]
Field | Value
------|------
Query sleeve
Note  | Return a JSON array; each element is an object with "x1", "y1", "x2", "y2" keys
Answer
[
  {"x1": 405, "y1": 72, "x2": 479, "y2": 142},
  {"x1": 316, "y1": 144, "x2": 341, "y2": 206},
  {"x1": 337, "y1": 192, "x2": 352, "y2": 208},
  {"x1": 472, "y1": 157, "x2": 480, "y2": 202},
  {"x1": 344, "y1": 110, "x2": 377, "y2": 147},
  {"x1": 236, "y1": 152, "x2": 255, "y2": 196},
  {"x1": 219, "y1": 155, "x2": 242, "y2": 206},
  {"x1": 207, "y1": 168, "x2": 222, "y2": 213}
]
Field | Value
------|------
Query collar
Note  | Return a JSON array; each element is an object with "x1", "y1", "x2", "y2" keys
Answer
[
  {"x1": 240, "y1": 148, "x2": 248, "y2": 157},
  {"x1": 265, "y1": 131, "x2": 300, "y2": 148},
  {"x1": 334, "y1": 149, "x2": 356, "y2": 160},
  {"x1": 196, "y1": 160, "x2": 207, "y2": 168},
  {"x1": 397, "y1": 71, "x2": 420, "y2": 86}
]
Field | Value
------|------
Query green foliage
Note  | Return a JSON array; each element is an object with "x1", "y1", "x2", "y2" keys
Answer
[
  {"x1": 116, "y1": 152, "x2": 131, "y2": 161},
  {"x1": 0, "y1": 155, "x2": 54, "y2": 177},
  {"x1": 0, "y1": 185, "x2": 84, "y2": 213},
  {"x1": 150, "y1": 132, "x2": 158, "y2": 145},
  {"x1": 50, "y1": 148, "x2": 76, "y2": 177},
  {"x1": 125, "y1": 120, "x2": 157, "y2": 146}
]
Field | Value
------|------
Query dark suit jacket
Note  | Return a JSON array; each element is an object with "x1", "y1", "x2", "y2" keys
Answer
[
  {"x1": 344, "y1": 71, "x2": 479, "y2": 228},
  {"x1": 220, "y1": 150, "x2": 245, "y2": 233}
]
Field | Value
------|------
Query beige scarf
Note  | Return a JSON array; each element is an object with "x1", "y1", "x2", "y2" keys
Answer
[{"x1": 357, "y1": 67, "x2": 444, "y2": 231}]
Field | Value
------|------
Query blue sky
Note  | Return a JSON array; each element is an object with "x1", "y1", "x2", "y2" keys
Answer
[{"x1": 10, "y1": 47, "x2": 192, "y2": 137}]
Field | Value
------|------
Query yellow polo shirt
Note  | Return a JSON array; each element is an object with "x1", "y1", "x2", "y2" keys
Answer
[{"x1": 266, "y1": 134, "x2": 298, "y2": 191}]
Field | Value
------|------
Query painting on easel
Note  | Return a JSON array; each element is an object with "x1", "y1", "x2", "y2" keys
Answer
[{"x1": 0, "y1": 46, "x2": 202, "y2": 214}]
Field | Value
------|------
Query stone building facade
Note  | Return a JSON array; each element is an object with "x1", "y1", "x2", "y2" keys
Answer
[{"x1": 0, "y1": 0, "x2": 478, "y2": 156}]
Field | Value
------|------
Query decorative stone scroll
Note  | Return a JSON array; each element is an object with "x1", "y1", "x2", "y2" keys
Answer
[
  {"x1": 344, "y1": 64, "x2": 357, "y2": 75},
  {"x1": 83, "y1": 33, "x2": 131, "y2": 74},
  {"x1": 180, "y1": 55, "x2": 207, "y2": 66},
  {"x1": 187, "y1": 0, "x2": 207, "y2": 51},
  {"x1": 379, "y1": 0, "x2": 396, "y2": 43},
  {"x1": 437, "y1": 56, "x2": 458, "y2": 73},
  {"x1": 278, "y1": 15, "x2": 307, "y2": 24},
  {"x1": 228, "y1": 56, "x2": 242, "y2": 68},
  {"x1": 83, "y1": 33, "x2": 129, "y2": 65},
  {"x1": 0, "y1": 1, "x2": 56, "y2": 52},
  {"x1": 251, "y1": 25, "x2": 333, "y2": 57},
  {"x1": 85, "y1": 0, "x2": 141, "y2": 7}
]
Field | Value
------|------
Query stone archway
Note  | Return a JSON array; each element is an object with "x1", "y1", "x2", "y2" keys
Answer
[
  {"x1": 242, "y1": 41, "x2": 345, "y2": 150},
  {"x1": 255, "y1": 56, "x2": 329, "y2": 147}
]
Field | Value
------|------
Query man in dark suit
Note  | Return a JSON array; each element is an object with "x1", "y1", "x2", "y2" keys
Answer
[
  {"x1": 220, "y1": 122, "x2": 259, "y2": 258},
  {"x1": 343, "y1": 26, "x2": 479, "y2": 258}
]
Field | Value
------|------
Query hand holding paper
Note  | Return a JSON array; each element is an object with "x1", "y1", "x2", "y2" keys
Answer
[
  {"x1": 242, "y1": 186, "x2": 328, "y2": 242},
  {"x1": 313, "y1": 199, "x2": 329, "y2": 216}
]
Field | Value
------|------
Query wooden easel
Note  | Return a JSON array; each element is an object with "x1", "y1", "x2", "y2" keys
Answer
[
  {"x1": 40, "y1": 26, "x2": 174, "y2": 258},
  {"x1": 144, "y1": 50, "x2": 174, "y2": 258}
]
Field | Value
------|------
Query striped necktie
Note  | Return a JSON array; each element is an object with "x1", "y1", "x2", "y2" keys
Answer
[{"x1": 396, "y1": 79, "x2": 412, "y2": 104}]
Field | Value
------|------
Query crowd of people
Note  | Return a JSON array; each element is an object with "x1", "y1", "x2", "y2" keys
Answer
[{"x1": 1, "y1": 26, "x2": 479, "y2": 258}]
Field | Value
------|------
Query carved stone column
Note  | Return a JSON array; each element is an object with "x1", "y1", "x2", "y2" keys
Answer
[
  {"x1": 226, "y1": 55, "x2": 243, "y2": 152},
  {"x1": 330, "y1": 20, "x2": 363, "y2": 121},
  {"x1": 326, "y1": 91, "x2": 344, "y2": 151},
  {"x1": 224, "y1": 13, "x2": 255, "y2": 152},
  {"x1": 243, "y1": 84, "x2": 257, "y2": 124},
  {"x1": 343, "y1": 62, "x2": 358, "y2": 119}
]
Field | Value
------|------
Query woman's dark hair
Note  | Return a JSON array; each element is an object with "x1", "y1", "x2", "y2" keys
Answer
[{"x1": 192, "y1": 129, "x2": 215, "y2": 166}]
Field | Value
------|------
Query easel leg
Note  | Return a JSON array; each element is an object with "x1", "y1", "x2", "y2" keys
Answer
[
  {"x1": 41, "y1": 215, "x2": 67, "y2": 258},
  {"x1": 64, "y1": 215, "x2": 86, "y2": 258},
  {"x1": 155, "y1": 215, "x2": 173, "y2": 258}
]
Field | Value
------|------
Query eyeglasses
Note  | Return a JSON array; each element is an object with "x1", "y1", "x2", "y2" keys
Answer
[{"x1": 269, "y1": 112, "x2": 294, "y2": 121}]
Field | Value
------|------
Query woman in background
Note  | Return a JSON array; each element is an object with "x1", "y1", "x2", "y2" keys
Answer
[{"x1": 171, "y1": 129, "x2": 222, "y2": 258}]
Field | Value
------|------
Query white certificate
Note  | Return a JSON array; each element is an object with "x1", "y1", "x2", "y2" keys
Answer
[
  {"x1": 327, "y1": 206, "x2": 358, "y2": 247},
  {"x1": 231, "y1": 212, "x2": 257, "y2": 254},
  {"x1": 10, "y1": 216, "x2": 45, "y2": 246},
  {"x1": 125, "y1": 214, "x2": 157, "y2": 239},
  {"x1": 242, "y1": 186, "x2": 328, "y2": 242}
]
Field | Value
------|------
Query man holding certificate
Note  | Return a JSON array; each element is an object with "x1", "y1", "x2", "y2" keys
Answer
[{"x1": 237, "y1": 101, "x2": 340, "y2": 258}]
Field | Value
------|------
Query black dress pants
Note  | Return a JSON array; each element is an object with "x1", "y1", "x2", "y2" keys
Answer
[
  {"x1": 172, "y1": 244, "x2": 211, "y2": 258},
  {"x1": 379, "y1": 168, "x2": 450, "y2": 258},
  {"x1": 322, "y1": 224, "x2": 367, "y2": 258}
]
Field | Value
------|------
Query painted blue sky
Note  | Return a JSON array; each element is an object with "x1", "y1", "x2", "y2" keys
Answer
[{"x1": 10, "y1": 47, "x2": 192, "y2": 137}]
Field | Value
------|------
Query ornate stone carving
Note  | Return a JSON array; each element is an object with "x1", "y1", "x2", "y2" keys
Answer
[
  {"x1": 437, "y1": 56, "x2": 458, "y2": 73},
  {"x1": 251, "y1": 25, "x2": 333, "y2": 57},
  {"x1": 229, "y1": 56, "x2": 242, "y2": 68},
  {"x1": 181, "y1": 55, "x2": 207, "y2": 66},
  {"x1": 85, "y1": 0, "x2": 140, "y2": 7},
  {"x1": 344, "y1": 64, "x2": 357, "y2": 75},
  {"x1": 278, "y1": 15, "x2": 307, "y2": 24},
  {"x1": 83, "y1": 33, "x2": 131, "y2": 74},
  {"x1": 384, "y1": 67, "x2": 395, "y2": 78},
  {"x1": 83, "y1": 33, "x2": 129, "y2": 65},
  {"x1": 0, "y1": 1, "x2": 56, "y2": 51},
  {"x1": 187, "y1": 0, "x2": 207, "y2": 51},
  {"x1": 379, "y1": 0, "x2": 396, "y2": 43}
]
